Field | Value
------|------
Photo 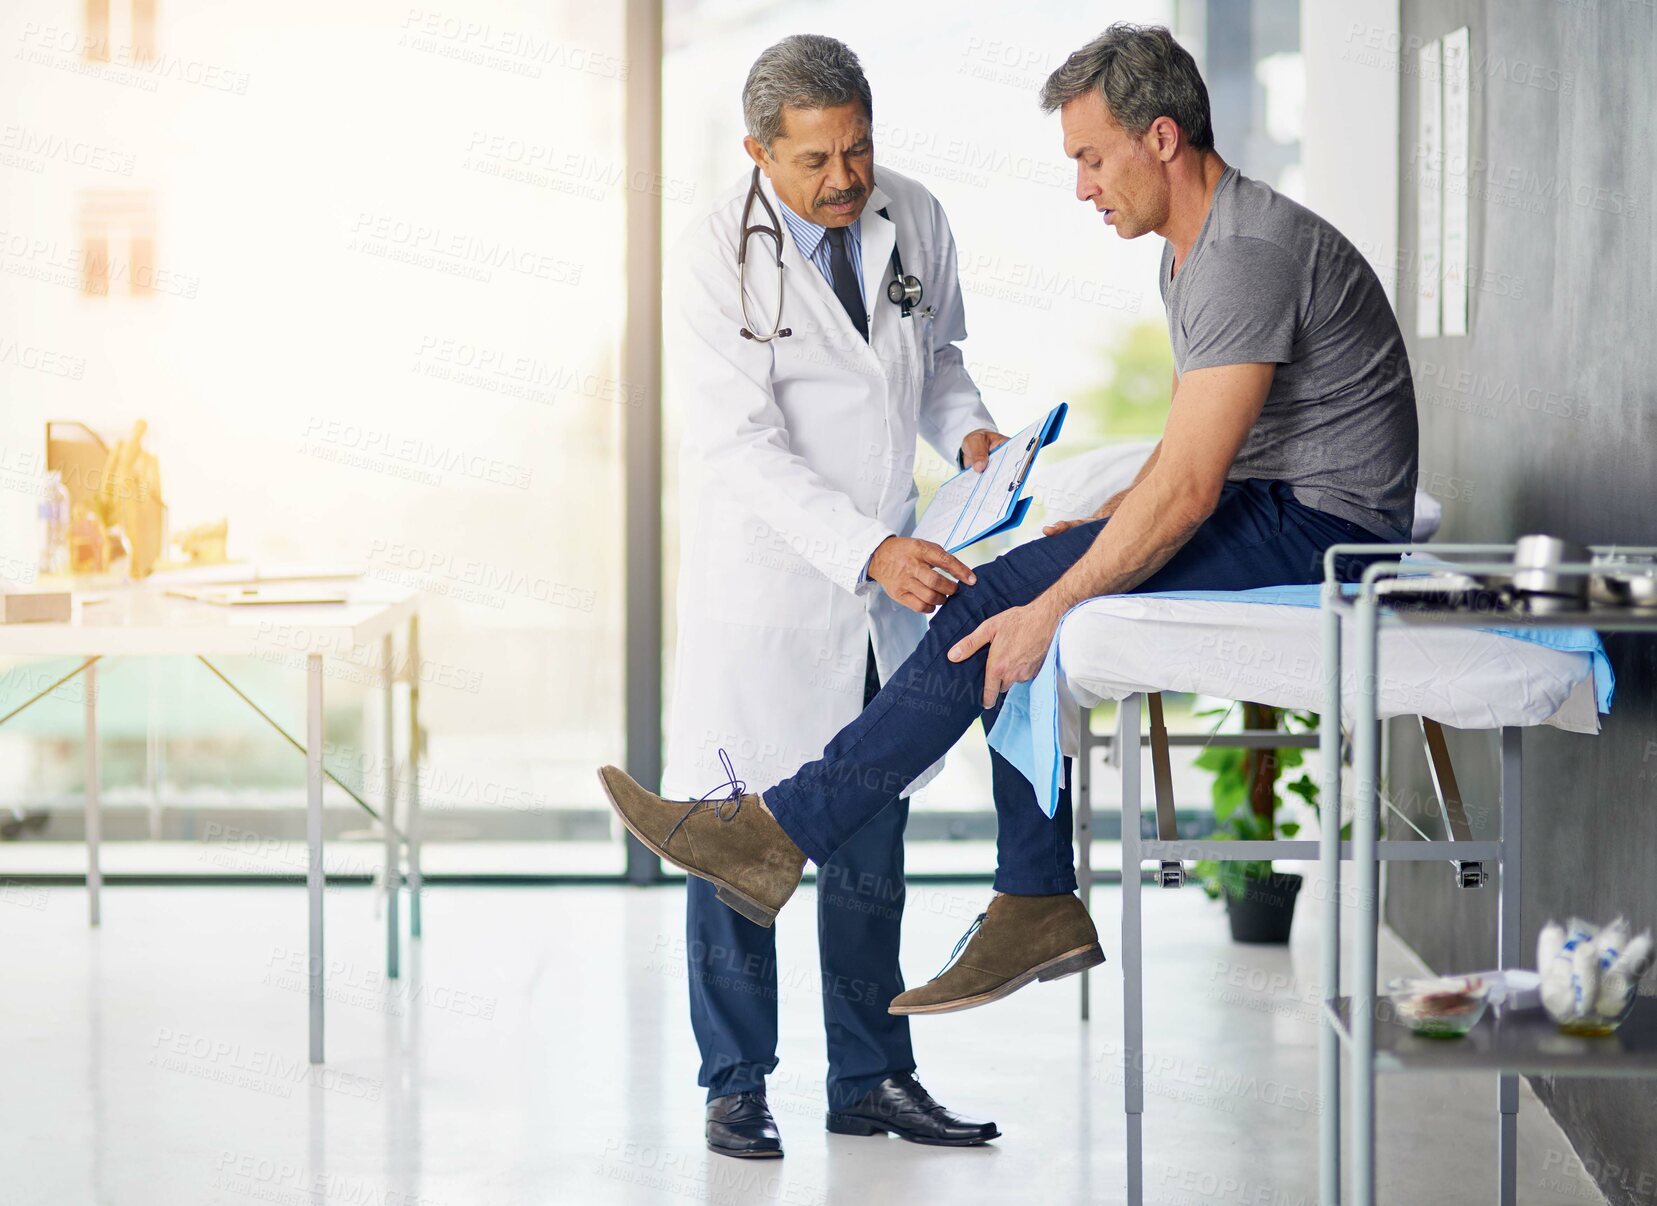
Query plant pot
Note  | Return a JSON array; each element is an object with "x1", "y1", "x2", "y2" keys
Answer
[{"x1": 1225, "y1": 872, "x2": 1304, "y2": 944}]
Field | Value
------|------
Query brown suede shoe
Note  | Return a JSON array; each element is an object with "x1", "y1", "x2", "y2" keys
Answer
[
  {"x1": 888, "y1": 892, "x2": 1104, "y2": 1015},
  {"x1": 596, "y1": 766, "x2": 806, "y2": 927}
]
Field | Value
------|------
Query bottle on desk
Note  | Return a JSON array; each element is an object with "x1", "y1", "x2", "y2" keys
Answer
[{"x1": 36, "y1": 470, "x2": 70, "y2": 577}]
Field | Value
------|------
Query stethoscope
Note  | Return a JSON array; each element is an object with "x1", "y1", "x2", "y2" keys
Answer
[{"x1": 737, "y1": 166, "x2": 926, "y2": 343}]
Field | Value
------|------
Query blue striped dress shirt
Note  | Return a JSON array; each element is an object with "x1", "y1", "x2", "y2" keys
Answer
[{"x1": 776, "y1": 199, "x2": 866, "y2": 307}]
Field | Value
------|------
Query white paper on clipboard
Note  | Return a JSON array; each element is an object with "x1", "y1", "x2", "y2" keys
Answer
[{"x1": 912, "y1": 410, "x2": 1051, "y2": 551}]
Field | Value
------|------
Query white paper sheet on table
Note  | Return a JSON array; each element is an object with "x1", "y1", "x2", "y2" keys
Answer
[
  {"x1": 987, "y1": 591, "x2": 1609, "y2": 818},
  {"x1": 1055, "y1": 595, "x2": 1604, "y2": 735}
]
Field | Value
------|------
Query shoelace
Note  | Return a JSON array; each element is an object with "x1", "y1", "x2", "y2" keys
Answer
[
  {"x1": 888, "y1": 1071, "x2": 938, "y2": 1111},
  {"x1": 664, "y1": 747, "x2": 747, "y2": 847},
  {"x1": 861, "y1": 1072, "x2": 940, "y2": 1121},
  {"x1": 928, "y1": 911, "x2": 987, "y2": 982}
]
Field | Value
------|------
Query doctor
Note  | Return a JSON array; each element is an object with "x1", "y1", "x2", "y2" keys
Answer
[{"x1": 662, "y1": 34, "x2": 1002, "y2": 1158}]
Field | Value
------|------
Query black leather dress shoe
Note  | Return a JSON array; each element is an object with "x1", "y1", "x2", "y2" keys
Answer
[
  {"x1": 706, "y1": 1091, "x2": 783, "y2": 1158},
  {"x1": 826, "y1": 1073, "x2": 999, "y2": 1146}
]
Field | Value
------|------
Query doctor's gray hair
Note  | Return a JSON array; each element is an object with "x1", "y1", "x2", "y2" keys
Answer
[
  {"x1": 743, "y1": 34, "x2": 873, "y2": 153},
  {"x1": 1039, "y1": 23, "x2": 1214, "y2": 152}
]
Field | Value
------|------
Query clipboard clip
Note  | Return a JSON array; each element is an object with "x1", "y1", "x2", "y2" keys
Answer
[{"x1": 1008, "y1": 437, "x2": 1040, "y2": 491}]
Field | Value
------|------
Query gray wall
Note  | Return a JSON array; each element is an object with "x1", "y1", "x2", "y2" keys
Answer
[{"x1": 1387, "y1": 2, "x2": 1657, "y2": 1200}]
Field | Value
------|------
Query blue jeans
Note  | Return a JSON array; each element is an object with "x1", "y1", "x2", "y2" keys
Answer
[{"x1": 764, "y1": 479, "x2": 1389, "y2": 893}]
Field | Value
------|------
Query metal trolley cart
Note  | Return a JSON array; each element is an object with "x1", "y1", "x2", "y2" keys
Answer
[
  {"x1": 1068, "y1": 543, "x2": 1654, "y2": 1204},
  {"x1": 1320, "y1": 542, "x2": 1657, "y2": 1205}
]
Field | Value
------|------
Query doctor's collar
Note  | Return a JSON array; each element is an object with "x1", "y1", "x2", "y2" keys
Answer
[
  {"x1": 757, "y1": 170, "x2": 891, "y2": 254},
  {"x1": 773, "y1": 195, "x2": 845, "y2": 261}
]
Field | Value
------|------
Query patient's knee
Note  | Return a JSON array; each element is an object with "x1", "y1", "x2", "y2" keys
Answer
[
  {"x1": 956, "y1": 553, "x2": 1021, "y2": 611},
  {"x1": 921, "y1": 595, "x2": 974, "y2": 650},
  {"x1": 934, "y1": 574, "x2": 998, "y2": 636}
]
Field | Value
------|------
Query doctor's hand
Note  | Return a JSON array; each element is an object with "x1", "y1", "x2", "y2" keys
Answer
[
  {"x1": 960, "y1": 429, "x2": 1011, "y2": 472},
  {"x1": 947, "y1": 595, "x2": 1064, "y2": 709},
  {"x1": 868, "y1": 537, "x2": 977, "y2": 615}
]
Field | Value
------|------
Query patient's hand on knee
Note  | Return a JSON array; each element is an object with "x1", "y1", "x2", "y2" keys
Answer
[{"x1": 1043, "y1": 500, "x2": 1117, "y2": 538}]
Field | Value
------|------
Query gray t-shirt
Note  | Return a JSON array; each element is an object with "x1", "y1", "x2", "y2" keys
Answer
[{"x1": 1159, "y1": 167, "x2": 1418, "y2": 539}]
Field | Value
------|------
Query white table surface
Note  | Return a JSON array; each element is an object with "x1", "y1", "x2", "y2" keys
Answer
[{"x1": 0, "y1": 583, "x2": 418, "y2": 657}]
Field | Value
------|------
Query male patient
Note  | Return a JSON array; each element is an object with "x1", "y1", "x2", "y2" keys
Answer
[{"x1": 603, "y1": 22, "x2": 1419, "y2": 1015}]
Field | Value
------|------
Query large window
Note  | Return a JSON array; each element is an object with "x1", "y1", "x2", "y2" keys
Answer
[
  {"x1": 0, "y1": 2, "x2": 630, "y2": 875},
  {"x1": 0, "y1": 0, "x2": 1307, "y2": 878}
]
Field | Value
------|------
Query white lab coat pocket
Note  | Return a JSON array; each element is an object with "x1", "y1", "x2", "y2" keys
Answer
[{"x1": 696, "y1": 504, "x2": 834, "y2": 632}]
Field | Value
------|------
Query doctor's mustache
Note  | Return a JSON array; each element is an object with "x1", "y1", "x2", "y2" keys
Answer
[{"x1": 815, "y1": 184, "x2": 866, "y2": 209}]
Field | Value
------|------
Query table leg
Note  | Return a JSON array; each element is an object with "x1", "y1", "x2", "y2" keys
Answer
[
  {"x1": 1120, "y1": 693, "x2": 1144, "y2": 1206},
  {"x1": 382, "y1": 633, "x2": 399, "y2": 980},
  {"x1": 85, "y1": 660, "x2": 100, "y2": 928},
  {"x1": 1076, "y1": 708, "x2": 1092, "y2": 1021},
  {"x1": 307, "y1": 654, "x2": 325, "y2": 1065},
  {"x1": 407, "y1": 613, "x2": 423, "y2": 940},
  {"x1": 1319, "y1": 599, "x2": 1343, "y2": 1204},
  {"x1": 1351, "y1": 594, "x2": 1381, "y2": 1205},
  {"x1": 1497, "y1": 726, "x2": 1522, "y2": 1206}
]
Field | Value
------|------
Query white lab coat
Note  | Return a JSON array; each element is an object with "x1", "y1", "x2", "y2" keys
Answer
[{"x1": 661, "y1": 165, "x2": 996, "y2": 800}]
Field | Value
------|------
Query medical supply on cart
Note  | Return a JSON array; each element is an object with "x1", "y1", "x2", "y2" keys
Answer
[
  {"x1": 1384, "y1": 975, "x2": 1490, "y2": 1038},
  {"x1": 1539, "y1": 916, "x2": 1654, "y2": 1035}
]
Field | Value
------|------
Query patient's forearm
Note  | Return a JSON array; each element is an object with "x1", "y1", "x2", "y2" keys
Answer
[
  {"x1": 1096, "y1": 441, "x2": 1162, "y2": 518},
  {"x1": 1123, "y1": 441, "x2": 1163, "y2": 495},
  {"x1": 1044, "y1": 471, "x2": 1209, "y2": 609}
]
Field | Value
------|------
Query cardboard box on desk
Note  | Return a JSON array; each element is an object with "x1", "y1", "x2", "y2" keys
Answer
[{"x1": 0, "y1": 583, "x2": 72, "y2": 623}]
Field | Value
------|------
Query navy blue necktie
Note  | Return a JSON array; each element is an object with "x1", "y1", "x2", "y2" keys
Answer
[{"x1": 826, "y1": 225, "x2": 868, "y2": 342}]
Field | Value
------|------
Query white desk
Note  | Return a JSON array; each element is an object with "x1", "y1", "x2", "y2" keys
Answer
[{"x1": 0, "y1": 581, "x2": 423, "y2": 1064}]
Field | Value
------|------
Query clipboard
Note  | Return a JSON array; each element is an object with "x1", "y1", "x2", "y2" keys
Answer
[{"x1": 912, "y1": 403, "x2": 1067, "y2": 554}]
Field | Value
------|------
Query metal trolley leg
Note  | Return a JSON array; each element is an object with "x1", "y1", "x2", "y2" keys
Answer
[
  {"x1": 1351, "y1": 593, "x2": 1381, "y2": 1205},
  {"x1": 1076, "y1": 708, "x2": 1093, "y2": 1021},
  {"x1": 1120, "y1": 694, "x2": 1144, "y2": 1204},
  {"x1": 1318, "y1": 592, "x2": 1343, "y2": 1203},
  {"x1": 1497, "y1": 726, "x2": 1522, "y2": 1205}
]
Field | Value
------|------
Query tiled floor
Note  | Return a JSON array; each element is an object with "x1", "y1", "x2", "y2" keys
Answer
[{"x1": 0, "y1": 877, "x2": 1606, "y2": 1204}]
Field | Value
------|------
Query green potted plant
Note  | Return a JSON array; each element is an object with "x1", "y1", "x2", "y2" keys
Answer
[{"x1": 1191, "y1": 704, "x2": 1331, "y2": 944}]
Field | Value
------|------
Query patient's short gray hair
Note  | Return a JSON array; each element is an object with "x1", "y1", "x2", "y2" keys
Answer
[
  {"x1": 743, "y1": 34, "x2": 872, "y2": 152},
  {"x1": 1039, "y1": 23, "x2": 1214, "y2": 152}
]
